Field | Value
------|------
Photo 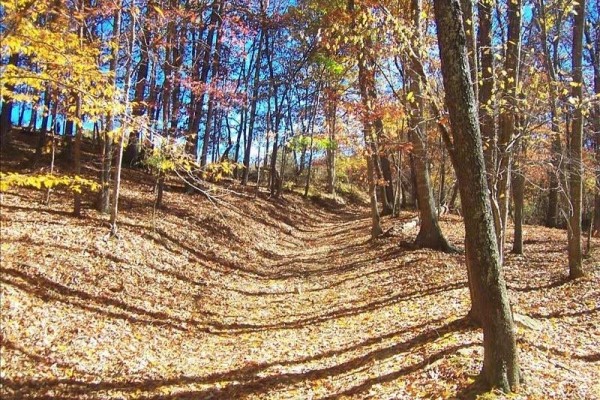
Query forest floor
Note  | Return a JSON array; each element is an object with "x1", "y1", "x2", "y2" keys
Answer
[{"x1": 1, "y1": 134, "x2": 599, "y2": 399}]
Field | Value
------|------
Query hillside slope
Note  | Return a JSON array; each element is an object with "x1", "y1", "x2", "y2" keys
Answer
[{"x1": 1, "y1": 145, "x2": 599, "y2": 399}]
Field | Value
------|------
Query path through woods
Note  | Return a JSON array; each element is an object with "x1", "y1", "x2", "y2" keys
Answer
[{"x1": 1, "y1": 177, "x2": 599, "y2": 399}]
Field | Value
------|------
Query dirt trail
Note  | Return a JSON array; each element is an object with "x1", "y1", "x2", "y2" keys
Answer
[{"x1": 1, "y1": 182, "x2": 599, "y2": 399}]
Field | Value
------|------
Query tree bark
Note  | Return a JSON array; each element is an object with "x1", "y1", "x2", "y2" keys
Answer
[
  {"x1": 511, "y1": 125, "x2": 525, "y2": 254},
  {"x1": 586, "y1": 16, "x2": 600, "y2": 235},
  {"x1": 536, "y1": 0, "x2": 563, "y2": 228},
  {"x1": 408, "y1": 0, "x2": 454, "y2": 252},
  {"x1": 325, "y1": 88, "x2": 338, "y2": 195},
  {"x1": 460, "y1": 0, "x2": 478, "y2": 103},
  {"x1": 477, "y1": 0, "x2": 496, "y2": 188},
  {"x1": 73, "y1": 97, "x2": 82, "y2": 216},
  {"x1": 349, "y1": 0, "x2": 382, "y2": 237},
  {"x1": 242, "y1": 31, "x2": 264, "y2": 185},
  {"x1": 124, "y1": 18, "x2": 151, "y2": 165},
  {"x1": 110, "y1": 11, "x2": 135, "y2": 236},
  {"x1": 200, "y1": 0, "x2": 224, "y2": 167},
  {"x1": 98, "y1": 5, "x2": 122, "y2": 214},
  {"x1": 496, "y1": 0, "x2": 522, "y2": 263},
  {"x1": 433, "y1": 0, "x2": 520, "y2": 390},
  {"x1": 567, "y1": 0, "x2": 586, "y2": 279}
]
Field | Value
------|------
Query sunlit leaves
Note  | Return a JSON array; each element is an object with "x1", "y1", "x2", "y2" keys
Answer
[
  {"x1": 0, "y1": 173, "x2": 100, "y2": 193},
  {"x1": 0, "y1": 0, "x2": 118, "y2": 122}
]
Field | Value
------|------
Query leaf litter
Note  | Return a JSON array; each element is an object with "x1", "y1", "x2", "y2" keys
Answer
[{"x1": 0, "y1": 170, "x2": 599, "y2": 399}]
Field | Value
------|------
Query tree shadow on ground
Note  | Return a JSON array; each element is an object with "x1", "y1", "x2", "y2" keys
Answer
[
  {"x1": 507, "y1": 276, "x2": 570, "y2": 292},
  {"x1": 0, "y1": 266, "x2": 205, "y2": 332},
  {"x1": 1, "y1": 318, "x2": 475, "y2": 400},
  {"x1": 0, "y1": 257, "x2": 467, "y2": 334}
]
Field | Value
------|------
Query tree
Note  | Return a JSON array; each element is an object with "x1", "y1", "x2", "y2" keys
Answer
[
  {"x1": 496, "y1": 0, "x2": 522, "y2": 262},
  {"x1": 110, "y1": 4, "x2": 136, "y2": 237},
  {"x1": 477, "y1": 0, "x2": 496, "y2": 191},
  {"x1": 348, "y1": 0, "x2": 383, "y2": 238},
  {"x1": 432, "y1": 0, "x2": 520, "y2": 391},
  {"x1": 535, "y1": 0, "x2": 566, "y2": 228},
  {"x1": 587, "y1": 6, "x2": 600, "y2": 235},
  {"x1": 567, "y1": 0, "x2": 586, "y2": 279},
  {"x1": 98, "y1": 3, "x2": 123, "y2": 214},
  {"x1": 407, "y1": 0, "x2": 454, "y2": 252},
  {"x1": 241, "y1": 27, "x2": 264, "y2": 185}
]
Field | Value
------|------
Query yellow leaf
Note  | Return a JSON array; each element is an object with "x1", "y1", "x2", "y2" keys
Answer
[{"x1": 152, "y1": 4, "x2": 165, "y2": 18}]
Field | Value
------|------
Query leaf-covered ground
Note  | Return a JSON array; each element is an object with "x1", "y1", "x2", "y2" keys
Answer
[{"x1": 1, "y1": 145, "x2": 599, "y2": 399}]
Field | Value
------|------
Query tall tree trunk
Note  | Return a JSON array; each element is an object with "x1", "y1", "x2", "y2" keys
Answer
[
  {"x1": 200, "y1": 0, "x2": 224, "y2": 167},
  {"x1": 349, "y1": 0, "x2": 382, "y2": 237},
  {"x1": 408, "y1": 0, "x2": 454, "y2": 252},
  {"x1": 460, "y1": 0, "x2": 478, "y2": 103},
  {"x1": 325, "y1": 89, "x2": 337, "y2": 194},
  {"x1": 586, "y1": 17, "x2": 600, "y2": 235},
  {"x1": 110, "y1": 14, "x2": 135, "y2": 236},
  {"x1": 169, "y1": 27, "x2": 185, "y2": 137},
  {"x1": 304, "y1": 87, "x2": 321, "y2": 197},
  {"x1": 265, "y1": 31, "x2": 284, "y2": 197},
  {"x1": 433, "y1": 0, "x2": 520, "y2": 391},
  {"x1": 73, "y1": 95, "x2": 82, "y2": 216},
  {"x1": 511, "y1": 120, "x2": 525, "y2": 254},
  {"x1": 242, "y1": 31, "x2": 264, "y2": 185},
  {"x1": 536, "y1": 0, "x2": 563, "y2": 228},
  {"x1": 496, "y1": 0, "x2": 522, "y2": 263},
  {"x1": 477, "y1": 0, "x2": 503, "y2": 248},
  {"x1": 191, "y1": 0, "x2": 221, "y2": 165},
  {"x1": 124, "y1": 20, "x2": 151, "y2": 165},
  {"x1": 72, "y1": 0, "x2": 84, "y2": 216},
  {"x1": 98, "y1": 5, "x2": 122, "y2": 213},
  {"x1": 567, "y1": 0, "x2": 586, "y2": 279},
  {"x1": 478, "y1": 0, "x2": 496, "y2": 189}
]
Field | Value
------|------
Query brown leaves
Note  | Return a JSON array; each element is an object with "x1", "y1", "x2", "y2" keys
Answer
[{"x1": 1, "y1": 165, "x2": 599, "y2": 399}]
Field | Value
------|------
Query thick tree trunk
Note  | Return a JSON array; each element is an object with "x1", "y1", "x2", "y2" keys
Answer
[
  {"x1": 433, "y1": 0, "x2": 520, "y2": 391},
  {"x1": 408, "y1": 0, "x2": 454, "y2": 252},
  {"x1": 568, "y1": 0, "x2": 586, "y2": 279}
]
